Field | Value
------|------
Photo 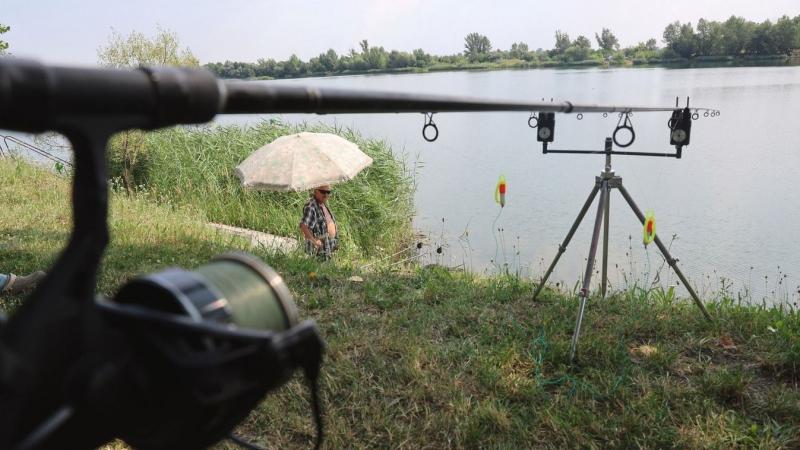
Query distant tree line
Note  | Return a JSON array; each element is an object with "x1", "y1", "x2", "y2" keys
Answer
[
  {"x1": 662, "y1": 16, "x2": 800, "y2": 58},
  {"x1": 205, "y1": 15, "x2": 800, "y2": 79}
]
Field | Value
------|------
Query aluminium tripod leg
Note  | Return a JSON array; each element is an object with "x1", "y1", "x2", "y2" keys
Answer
[
  {"x1": 601, "y1": 181, "x2": 610, "y2": 298},
  {"x1": 617, "y1": 184, "x2": 712, "y2": 321},
  {"x1": 533, "y1": 183, "x2": 601, "y2": 300},
  {"x1": 569, "y1": 182, "x2": 608, "y2": 362}
]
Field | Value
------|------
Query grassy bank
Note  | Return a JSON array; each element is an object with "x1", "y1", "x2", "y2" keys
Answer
[
  {"x1": 1, "y1": 159, "x2": 799, "y2": 448},
  {"x1": 108, "y1": 121, "x2": 414, "y2": 259}
]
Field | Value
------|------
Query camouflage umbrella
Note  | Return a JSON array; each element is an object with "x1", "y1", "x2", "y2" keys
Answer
[{"x1": 235, "y1": 132, "x2": 373, "y2": 192}]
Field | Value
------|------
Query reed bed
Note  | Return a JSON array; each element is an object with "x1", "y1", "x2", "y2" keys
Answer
[{"x1": 109, "y1": 120, "x2": 415, "y2": 259}]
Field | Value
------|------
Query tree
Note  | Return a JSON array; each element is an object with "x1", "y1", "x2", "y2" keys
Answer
[
  {"x1": 97, "y1": 27, "x2": 199, "y2": 68},
  {"x1": 773, "y1": 16, "x2": 799, "y2": 54},
  {"x1": 564, "y1": 36, "x2": 592, "y2": 62},
  {"x1": 343, "y1": 48, "x2": 368, "y2": 71},
  {"x1": 595, "y1": 28, "x2": 619, "y2": 54},
  {"x1": 695, "y1": 19, "x2": 721, "y2": 56},
  {"x1": 509, "y1": 42, "x2": 529, "y2": 59},
  {"x1": 365, "y1": 46, "x2": 388, "y2": 69},
  {"x1": 388, "y1": 50, "x2": 413, "y2": 68},
  {"x1": 663, "y1": 21, "x2": 696, "y2": 58},
  {"x1": 574, "y1": 35, "x2": 592, "y2": 49},
  {"x1": 645, "y1": 38, "x2": 658, "y2": 51},
  {"x1": 255, "y1": 58, "x2": 277, "y2": 77},
  {"x1": 464, "y1": 32, "x2": 492, "y2": 62},
  {"x1": 749, "y1": 21, "x2": 777, "y2": 55},
  {"x1": 320, "y1": 49, "x2": 338, "y2": 71},
  {"x1": 412, "y1": 48, "x2": 432, "y2": 67},
  {"x1": 0, "y1": 23, "x2": 9, "y2": 54},
  {"x1": 98, "y1": 27, "x2": 199, "y2": 193},
  {"x1": 721, "y1": 16, "x2": 754, "y2": 55},
  {"x1": 554, "y1": 30, "x2": 571, "y2": 54}
]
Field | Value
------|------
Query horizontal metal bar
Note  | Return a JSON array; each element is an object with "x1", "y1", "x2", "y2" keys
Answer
[{"x1": 543, "y1": 149, "x2": 679, "y2": 158}]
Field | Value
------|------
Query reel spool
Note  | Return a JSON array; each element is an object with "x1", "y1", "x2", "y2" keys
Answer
[{"x1": 115, "y1": 252, "x2": 298, "y2": 332}]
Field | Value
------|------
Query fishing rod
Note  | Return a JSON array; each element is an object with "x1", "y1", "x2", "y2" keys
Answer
[
  {"x1": 1, "y1": 59, "x2": 717, "y2": 134},
  {"x1": 1, "y1": 134, "x2": 73, "y2": 167},
  {"x1": 0, "y1": 58, "x2": 718, "y2": 449}
]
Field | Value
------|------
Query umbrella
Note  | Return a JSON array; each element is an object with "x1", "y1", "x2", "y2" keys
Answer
[{"x1": 235, "y1": 132, "x2": 373, "y2": 192}]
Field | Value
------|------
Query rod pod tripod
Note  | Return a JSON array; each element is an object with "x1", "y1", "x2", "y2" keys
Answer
[{"x1": 532, "y1": 138, "x2": 712, "y2": 363}]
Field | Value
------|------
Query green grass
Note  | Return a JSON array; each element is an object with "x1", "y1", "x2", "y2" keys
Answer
[
  {"x1": 2, "y1": 158, "x2": 799, "y2": 449},
  {"x1": 107, "y1": 121, "x2": 415, "y2": 259}
]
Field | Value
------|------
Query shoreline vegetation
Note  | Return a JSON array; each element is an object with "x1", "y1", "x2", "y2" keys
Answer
[
  {"x1": 1, "y1": 153, "x2": 798, "y2": 448},
  {"x1": 106, "y1": 121, "x2": 415, "y2": 261},
  {"x1": 238, "y1": 55, "x2": 800, "y2": 81},
  {"x1": 234, "y1": 54, "x2": 796, "y2": 82},
  {"x1": 204, "y1": 15, "x2": 800, "y2": 80}
]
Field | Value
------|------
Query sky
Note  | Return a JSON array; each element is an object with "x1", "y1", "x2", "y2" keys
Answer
[{"x1": 4, "y1": 0, "x2": 800, "y2": 66}]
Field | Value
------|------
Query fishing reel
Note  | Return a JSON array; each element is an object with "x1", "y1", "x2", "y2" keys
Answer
[
  {"x1": 96, "y1": 252, "x2": 324, "y2": 450},
  {"x1": 2, "y1": 253, "x2": 324, "y2": 450}
]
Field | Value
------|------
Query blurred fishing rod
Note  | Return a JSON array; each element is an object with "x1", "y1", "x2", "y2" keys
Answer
[{"x1": 0, "y1": 59, "x2": 717, "y2": 136}]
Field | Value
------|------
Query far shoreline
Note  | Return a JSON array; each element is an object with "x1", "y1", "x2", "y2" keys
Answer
[{"x1": 225, "y1": 54, "x2": 797, "y2": 82}]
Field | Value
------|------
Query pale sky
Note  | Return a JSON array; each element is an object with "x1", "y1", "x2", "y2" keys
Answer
[{"x1": 4, "y1": 0, "x2": 800, "y2": 66}]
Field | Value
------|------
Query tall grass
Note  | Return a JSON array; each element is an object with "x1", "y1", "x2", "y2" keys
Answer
[{"x1": 108, "y1": 120, "x2": 414, "y2": 259}]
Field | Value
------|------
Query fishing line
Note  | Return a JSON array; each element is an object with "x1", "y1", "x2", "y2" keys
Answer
[
  {"x1": 500, "y1": 225, "x2": 508, "y2": 271},
  {"x1": 491, "y1": 208, "x2": 504, "y2": 270},
  {"x1": 358, "y1": 242, "x2": 423, "y2": 271},
  {"x1": 643, "y1": 245, "x2": 652, "y2": 290},
  {"x1": 457, "y1": 217, "x2": 474, "y2": 273},
  {"x1": 436, "y1": 217, "x2": 446, "y2": 265},
  {"x1": 385, "y1": 249, "x2": 430, "y2": 269}
]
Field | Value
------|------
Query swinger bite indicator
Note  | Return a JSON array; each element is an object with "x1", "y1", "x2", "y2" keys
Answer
[
  {"x1": 495, "y1": 175, "x2": 507, "y2": 207},
  {"x1": 643, "y1": 210, "x2": 656, "y2": 245}
]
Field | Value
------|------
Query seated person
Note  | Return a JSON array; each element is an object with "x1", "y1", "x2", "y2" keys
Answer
[{"x1": 299, "y1": 185, "x2": 338, "y2": 258}]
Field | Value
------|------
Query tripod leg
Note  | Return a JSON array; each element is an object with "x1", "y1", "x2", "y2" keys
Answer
[
  {"x1": 533, "y1": 183, "x2": 601, "y2": 300},
  {"x1": 601, "y1": 182, "x2": 610, "y2": 298},
  {"x1": 569, "y1": 182, "x2": 608, "y2": 362},
  {"x1": 617, "y1": 184, "x2": 712, "y2": 321}
]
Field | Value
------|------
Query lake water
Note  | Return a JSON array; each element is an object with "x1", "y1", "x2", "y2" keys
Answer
[
  {"x1": 221, "y1": 65, "x2": 800, "y2": 305},
  {"x1": 6, "y1": 65, "x2": 800, "y2": 305}
]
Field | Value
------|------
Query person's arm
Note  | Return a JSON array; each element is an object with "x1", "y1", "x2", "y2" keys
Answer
[
  {"x1": 300, "y1": 223, "x2": 322, "y2": 248},
  {"x1": 299, "y1": 204, "x2": 323, "y2": 248}
]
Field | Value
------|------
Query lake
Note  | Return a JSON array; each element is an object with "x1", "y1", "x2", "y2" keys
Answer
[
  {"x1": 221, "y1": 65, "x2": 800, "y2": 305},
  {"x1": 6, "y1": 65, "x2": 800, "y2": 305}
]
